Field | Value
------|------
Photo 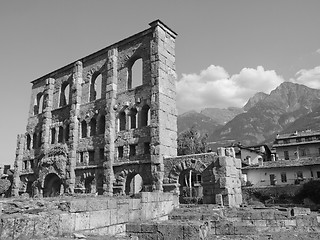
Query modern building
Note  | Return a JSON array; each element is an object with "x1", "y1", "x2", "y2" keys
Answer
[
  {"x1": 242, "y1": 157, "x2": 320, "y2": 186},
  {"x1": 273, "y1": 130, "x2": 320, "y2": 160}
]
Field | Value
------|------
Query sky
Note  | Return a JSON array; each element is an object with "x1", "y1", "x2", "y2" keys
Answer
[{"x1": 1, "y1": 1, "x2": 320, "y2": 165}]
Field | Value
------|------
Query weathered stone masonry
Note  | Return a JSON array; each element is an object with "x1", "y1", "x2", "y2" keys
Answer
[{"x1": 13, "y1": 20, "x2": 178, "y2": 197}]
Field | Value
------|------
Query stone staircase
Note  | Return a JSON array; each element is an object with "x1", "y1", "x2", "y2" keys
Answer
[{"x1": 126, "y1": 205, "x2": 320, "y2": 239}]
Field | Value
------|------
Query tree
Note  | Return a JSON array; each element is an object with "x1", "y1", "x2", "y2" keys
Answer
[{"x1": 177, "y1": 125, "x2": 208, "y2": 156}]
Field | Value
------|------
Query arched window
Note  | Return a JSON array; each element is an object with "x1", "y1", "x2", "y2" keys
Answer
[
  {"x1": 129, "y1": 108, "x2": 138, "y2": 129},
  {"x1": 65, "y1": 124, "x2": 70, "y2": 142},
  {"x1": 51, "y1": 128, "x2": 56, "y2": 144},
  {"x1": 119, "y1": 111, "x2": 126, "y2": 131},
  {"x1": 60, "y1": 82, "x2": 70, "y2": 107},
  {"x1": 90, "y1": 73, "x2": 102, "y2": 102},
  {"x1": 26, "y1": 134, "x2": 31, "y2": 150},
  {"x1": 98, "y1": 115, "x2": 105, "y2": 134},
  {"x1": 38, "y1": 131, "x2": 42, "y2": 147},
  {"x1": 140, "y1": 105, "x2": 150, "y2": 127},
  {"x1": 34, "y1": 92, "x2": 44, "y2": 115},
  {"x1": 90, "y1": 118, "x2": 97, "y2": 136},
  {"x1": 81, "y1": 121, "x2": 87, "y2": 138},
  {"x1": 128, "y1": 58, "x2": 143, "y2": 89},
  {"x1": 33, "y1": 133, "x2": 37, "y2": 149},
  {"x1": 58, "y1": 126, "x2": 64, "y2": 143}
]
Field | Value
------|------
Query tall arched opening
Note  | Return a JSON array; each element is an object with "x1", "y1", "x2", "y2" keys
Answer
[
  {"x1": 125, "y1": 173, "x2": 143, "y2": 195},
  {"x1": 43, "y1": 173, "x2": 62, "y2": 197},
  {"x1": 178, "y1": 169, "x2": 203, "y2": 203}
]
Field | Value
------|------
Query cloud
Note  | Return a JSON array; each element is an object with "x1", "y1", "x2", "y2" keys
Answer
[
  {"x1": 316, "y1": 49, "x2": 320, "y2": 54},
  {"x1": 177, "y1": 65, "x2": 284, "y2": 113},
  {"x1": 291, "y1": 66, "x2": 320, "y2": 89}
]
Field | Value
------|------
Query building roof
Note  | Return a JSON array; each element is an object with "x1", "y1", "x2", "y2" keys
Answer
[
  {"x1": 275, "y1": 130, "x2": 320, "y2": 140},
  {"x1": 242, "y1": 157, "x2": 320, "y2": 170}
]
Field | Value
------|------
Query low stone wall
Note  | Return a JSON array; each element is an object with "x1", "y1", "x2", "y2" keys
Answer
[
  {"x1": 127, "y1": 205, "x2": 320, "y2": 239},
  {"x1": 0, "y1": 192, "x2": 178, "y2": 239}
]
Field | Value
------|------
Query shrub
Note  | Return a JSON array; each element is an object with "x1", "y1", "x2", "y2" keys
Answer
[
  {"x1": 0, "y1": 179, "x2": 11, "y2": 195},
  {"x1": 294, "y1": 180, "x2": 320, "y2": 204}
]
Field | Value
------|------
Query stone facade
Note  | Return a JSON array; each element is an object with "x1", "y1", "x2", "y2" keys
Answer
[
  {"x1": 163, "y1": 148, "x2": 242, "y2": 207},
  {"x1": 12, "y1": 20, "x2": 178, "y2": 197}
]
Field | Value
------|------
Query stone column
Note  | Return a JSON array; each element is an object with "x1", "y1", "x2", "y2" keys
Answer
[
  {"x1": 103, "y1": 48, "x2": 118, "y2": 196},
  {"x1": 149, "y1": 20, "x2": 177, "y2": 191},
  {"x1": 67, "y1": 61, "x2": 83, "y2": 194},
  {"x1": 41, "y1": 78, "x2": 55, "y2": 151},
  {"x1": 11, "y1": 134, "x2": 25, "y2": 196}
]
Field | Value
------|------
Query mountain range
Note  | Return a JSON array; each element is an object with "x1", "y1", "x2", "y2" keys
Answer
[{"x1": 178, "y1": 82, "x2": 320, "y2": 149}]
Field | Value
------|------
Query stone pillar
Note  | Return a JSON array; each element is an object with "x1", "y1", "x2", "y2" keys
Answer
[
  {"x1": 67, "y1": 61, "x2": 83, "y2": 194},
  {"x1": 41, "y1": 78, "x2": 55, "y2": 151},
  {"x1": 149, "y1": 20, "x2": 177, "y2": 191},
  {"x1": 103, "y1": 48, "x2": 118, "y2": 196},
  {"x1": 12, "y1": 134, "x2": 25, "y2": 196}
]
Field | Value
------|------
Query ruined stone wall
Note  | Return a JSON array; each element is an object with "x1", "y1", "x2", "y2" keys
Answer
[
  {"x1": 0, "y1": 192, "x2": 178, "y2": 239},
  {"x1": 163, "y1": 148, "x2": 242, "y2": 207},
  {"x1": 13, "y1": 20, "x2": 178, "y2": 197}
]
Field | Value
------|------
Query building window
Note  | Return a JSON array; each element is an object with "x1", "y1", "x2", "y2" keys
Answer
[
  {"x1": 119, "y1": 111, "x2": 126, "y2": 131},
  {"x1": 118, "y1": 146, "x2": 124, "y2": 158},
  {"x1": 281, "y1": 173, "x2": 287, "y2": 183},
  {"x1": 81, "y1": 121, "x2": 87, "y2": 138},
  {"x1": 79, "y1": 152, "x2": 84, "y2": 163},
  {"x1": 129, "y1": 108, "x2": 137, "y2": 129},
  {"x1": 284, "y1": 139, "x2": 290, "y2": 144},
  {"x1": 284, "y1": 151, "x2": 289, "y2": 160},
  {"x1": 129, "y1": 144, "x2": 136, "y2": 157},
  {"x1": 296, "y1": 138, "x2": 302, "y2": 143},
  {"x1": 140, "y1": 105, "x2": 150, "y2": 127},
  {"x1": 317, "y1": 171, "x2": 320, "y2": 178},
  {"x1": 88, "y1": 150, "x2": 95, "y2": 163},
  {"x1": 144, "y1": 142, "x2": 150, "y2": 154},
  {"x1": 30, "y1": 160, "x2": 34, "y2": 169},
  {"x1": 23, "y1": 161, "x2": 27, "y2": 170},
  {"x1": 90, "y1": 73, "x2": 102, "y2": 101},
  {"x1": 90, "y1": 118, "x2": 97, "y2": 136},
  {"x1": 98, "y1": 115, "x2": 105, "y2": 134},
  {"x1": 34, "y1": 92, "x2": 44, "y2": 115},
  {"x1": 300, "y1": 148, "x2": 307, "y2": 157},
  {"x1": 99, "y1": 148, "x2": 104, "y2": 160},
  {"x1": 60, "y1": 82, "x2": 70, "y2": 107},
  {"x1": 270, "y1": 174, "x2": 276, "y2": 185},
  {"x1": 128, "y1": 58, "x2": 143, "y2": 89},
  {"x1": 58, "y1": 126, "x2": 64, "y2": 143},
  {"x1": 26, "y1": 134, "x2": 31, "y2": 150},
  {"x1": 33, "y1": 133, "x2": 37, "y2": 149},
  {"x1": 38, "y1": 131, "x2": 42, "y2": 147},
  {"x1": 65, "y1": 124, "x2": 70, "y2": 142},
  {"x1": 297, "y1": 171, "x2": 303, "y2": 179}
]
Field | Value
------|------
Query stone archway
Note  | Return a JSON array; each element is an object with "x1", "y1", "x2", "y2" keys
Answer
[
  {"x1": 125, "y1": 173, "x2": 143, "y2": 195},
  {"x1": 166, "y1": 158, "x2": 207, "y2": 201},
  {"x1": 43, "y1": 173, "x2": 62, "y2": 197},
  {"x1": 168, "y1": 158, "x2": 207, "y2": 184}
]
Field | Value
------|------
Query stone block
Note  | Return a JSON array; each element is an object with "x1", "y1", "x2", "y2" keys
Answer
[
  {"x1": 129, "y1": 198, "x2": 141, "y2": 210},
  {"x1": 129, "y1": 209, "x2": 142, "y2": 222},
  {"x1": 59, "y1": 212, "x2": 76, "y2": 234},
  {"x1": 107, "y1": 198, "x2": 117, "y2": 209},
  {"x1": 117, "y1": 202, "x2": 129, "y2": 223},
  {"x1": 69, "y1": 199, "x2": 87, "y2": 213},
  {"x1": 284, "y1": 219, "x2": 296, "y2": 226},
  {"x1": 217, "y1": 147, "x2": 226, "y2": 156},
  {"x1": 89, "y1": 210, "x2": 111, "y2": 229},
  {"x1": 234, "y1": 225, "x2": 257, "y2": 235},
  {"x1": 215, "y1": 220, "x2": 235, "y2": 235},
  {"x1": 290, "y1": 207, "x2": 311, "y2": 216},
  {"x1": 13, "y1": 217, "x2": 35, "y2": 239},
  {"x1": 34, "y1": 214, "x2": 60, "y2": 238},
  {"x1": 74, "y1": 212, "x2": 90, "y2": 231},
  {"x1": 87, "y1": 198, "x2": 108, "y2": 211},
  {"x1": 1, "y1": 217, "x2": 15, "y2": 239},
  {"x1": 157, "y1": 223, "x2": 184, "y2": 239},
  {"x1": 183, "y1": 223, "x2": 201, "y2": 240},
  {"x1": 141, "y1": 223, "x2": 158, "y2": 233},
  {"x1": 126, "y1": 223, "x2": 141, "y2": 233},
  {"x1": 141, "y1": 192, "x2": 152, "y2": 203},
  {"x1": 261, "y1": 210, "x2": 275, "y2": 220},
  {"x1": 110, "y1": 209, "x2": 117, "y2": 225}
]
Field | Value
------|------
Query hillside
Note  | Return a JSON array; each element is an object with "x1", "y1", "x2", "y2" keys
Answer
[{"x1": 207, "y1": 82, "x2": 320, "y2": 147}]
